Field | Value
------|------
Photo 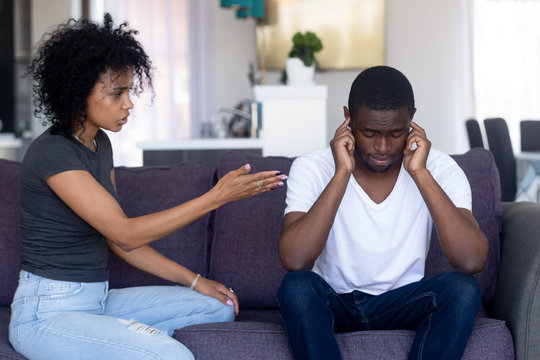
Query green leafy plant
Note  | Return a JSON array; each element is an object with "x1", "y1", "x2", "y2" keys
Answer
[{"x1": 288, "y1": 31, "x2": 323, "y2": 67}]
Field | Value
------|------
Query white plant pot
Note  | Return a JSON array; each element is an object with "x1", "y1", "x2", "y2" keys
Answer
[{"x1": 286, "y1": 57, "x2": 315, "y2": 86}]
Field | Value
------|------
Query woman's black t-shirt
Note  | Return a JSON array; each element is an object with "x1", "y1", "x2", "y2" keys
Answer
[{"x1": 20, "y1": 127, "x2": 117, "y2": 282}]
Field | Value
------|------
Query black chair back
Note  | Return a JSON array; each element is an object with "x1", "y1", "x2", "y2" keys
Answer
[
  {"x1": 465, "y1": 119, "x2": 484, "y2": 148},
  {"x1": 520, "y1": 120, "x2": 540, "y2": 152},
  {"x1": 484, "y1": 118, "x2": 516, "y2": 201}
]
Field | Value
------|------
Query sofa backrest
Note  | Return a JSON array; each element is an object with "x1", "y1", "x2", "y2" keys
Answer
[
  {"x1": 0, "y1": 159, "x2": 22, "y2": 307},
  {"x1": 0, "y1": 148, "x2": 502, "y2": 309},
  {"x1": 428, "y1": 148, "x2": 502, "y2": 302},
  {"x1": 0, "y1": 159, "x2": 216, "y2": 304},
  {"x1": 208, "y1": 152, "x2": 292, "y2": 309},
  {"x1": 108, "y1": 161, "x2": 215, "y2": 288}
]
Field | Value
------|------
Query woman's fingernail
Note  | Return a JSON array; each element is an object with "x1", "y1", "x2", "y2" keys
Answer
[
  {"x1": 244, "y1": 164, "x2": 251, "y2": 170},
  {"x1": 278, "y1": 182, "x2": 284, "y2": 186},
  {"x1": 280, "y1": 175, "x2": 288, "y2": 180},
  {"x1": 275, "y1": 171, "x2": 282, "y2": 175},
  {"x1": 226, "y1": 299, "x2": 234, "y2": 306}
]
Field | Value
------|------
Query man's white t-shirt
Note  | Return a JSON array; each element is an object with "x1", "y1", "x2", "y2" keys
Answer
[{"x1": 284, "y1": 147, "x2": 472, "y2": 295}]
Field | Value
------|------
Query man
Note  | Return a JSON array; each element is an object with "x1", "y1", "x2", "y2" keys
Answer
[{"x1": 277, "y1": 66, "x2": 488, "y2": 360}]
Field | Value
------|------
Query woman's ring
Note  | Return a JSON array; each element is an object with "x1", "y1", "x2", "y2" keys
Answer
[
  {"x1": 229, "y1": 288, "x2": 234, "y2": 293},
  {"x1": 256, "y1": 180, "x2": 262, "y2": 189}
]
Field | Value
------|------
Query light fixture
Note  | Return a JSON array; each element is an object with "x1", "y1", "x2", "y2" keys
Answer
[
  {"x1": 221, "y1": 0, "x2": 265, "y2": 19},
  {"x1": 221, "y1": 0, "x2": 252, "y2": 9}
]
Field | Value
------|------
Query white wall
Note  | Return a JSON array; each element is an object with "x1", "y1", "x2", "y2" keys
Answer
[
  {"x1": 385, "y1": 0, "x2": 473, "y2": 154},
  {"x1": 215, "y1": 0, "x2": 474, "y2": 155},
  {"x1": 31, "y1": 0, "x2": 79, "y2": 45},
  {"x1": 211, "y1": 6, "x2": 258, "y2": 115},
  {"x1": 30, "y1": 0, "x2": 81, "y2": 137}
]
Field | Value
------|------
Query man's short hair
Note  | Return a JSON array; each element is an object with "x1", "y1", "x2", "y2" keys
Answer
[{"x1": 348, "y1": 66, "x2": 415, "y2": 118}]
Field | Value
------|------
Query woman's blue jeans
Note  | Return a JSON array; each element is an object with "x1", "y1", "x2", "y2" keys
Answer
[
  {"x1": 9, "y1": 270, "x2": 234, "y2": 360},
  {"x1": 277, "y1": 271, "x2": 482, "y2": 360}
]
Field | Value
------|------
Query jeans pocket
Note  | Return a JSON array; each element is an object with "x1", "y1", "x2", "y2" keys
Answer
[
  {"x1": 36, "y1": 281, "x2": 105, "y2": 321},
  {"x1": 9, "y1": 297, "x2": 27, "y2": 346}
]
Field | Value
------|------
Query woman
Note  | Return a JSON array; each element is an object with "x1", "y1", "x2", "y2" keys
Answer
[{"x1": 9, "y1": 14, "x2": 286, "y2": 360}]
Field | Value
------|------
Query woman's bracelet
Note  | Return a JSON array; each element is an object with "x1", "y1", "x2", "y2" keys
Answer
[{"x1": 190, "y1": 274, "x2": 201, "y2": 290}]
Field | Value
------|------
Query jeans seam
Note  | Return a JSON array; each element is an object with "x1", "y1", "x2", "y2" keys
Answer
[
  {"x1": 108, "y1": 295, "x2": 214, "y2": 318},
  {"x1": 325, "y1": 287, "x2": 334, "y2": 308},
  {"x1": 278, "y1": 311, "x2": 297, "y2": 360},
  {"x1": 107, "y1": 287, "x2": 219, "y2": 318},
  {"x1": 355, "y1": 302, "x2": 371, "y2": 330},
  {"x1": 11, "y1": 297, "x2": 26, "y2": 345},
  {"x1": 417, "y1": 312, "x2": 432, "y2": 360}
]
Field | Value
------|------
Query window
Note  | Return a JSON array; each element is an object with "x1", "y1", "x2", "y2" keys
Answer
[
  {"x1": 473, "y1": 0, "x2": 540, "y2": 152},
  {"x1": 90, "y1": 0, "x2": 211, "y2": 165}
]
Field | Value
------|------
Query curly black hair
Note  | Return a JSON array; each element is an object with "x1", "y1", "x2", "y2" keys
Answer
[
  {"x1": 30, "y1": 13, "x2": 153, "y2": 136},
  {"x1": 348, "y1": 66, "x2": 415, "y2": 119}
]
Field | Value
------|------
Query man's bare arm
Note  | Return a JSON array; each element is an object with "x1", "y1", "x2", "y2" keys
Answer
[
  {"x1": 404, "y1": 122, "x2": 488, "y2": 274},
  {"x1": 412, "y1": 170, "x2": 488, "y2": 274},
  {"x1": 278, "y1": 170, "x2": 350, "y2": 270},
  {"x1": 279, "y1": 117, "x2": 355, "y2": 270}
]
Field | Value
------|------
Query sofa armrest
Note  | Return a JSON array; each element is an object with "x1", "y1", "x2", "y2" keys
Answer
[{"x1": 490, "y1": 201, "x2": 540, "y2": 360}]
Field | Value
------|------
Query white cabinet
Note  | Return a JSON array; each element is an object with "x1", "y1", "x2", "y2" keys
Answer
[
  {"x1": 138, "y1": 138, "x2": 263, "y2": 167},
  {"x1": 137, "y1": 85, "x2": 328, "y2": 166},
  {"x1": 0, "y1": 134, "x2": 23, "y2": 161},
  {"x1": 253, "y1": 85, "x2": 328, "y2": 157}
]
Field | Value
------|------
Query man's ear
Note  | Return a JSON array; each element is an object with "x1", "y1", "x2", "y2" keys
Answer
[
  {"x1": 343, "y1": 106, "x2": 353, "y2": 130},
  {"x1": 343, "y1": 106, "x2": 350, "y2": 120}
]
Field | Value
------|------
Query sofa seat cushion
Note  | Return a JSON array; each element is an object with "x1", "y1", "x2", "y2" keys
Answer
[
  {"x1": 175, "y1": 317, "x2": 513, "y2": 360},
  {"x1": 235, "y1": 309, "x2": 281, "y2": 324},
  {"x1": 209, "y1": 152, "x2": 294, "y2": 309},
  {"x1": 109, "y1": 161, "x2": 215, "y2": 288}
]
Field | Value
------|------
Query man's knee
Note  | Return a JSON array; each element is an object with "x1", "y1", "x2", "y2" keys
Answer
[
  {"x1": 454, "y1": 272, "x2": 481, "y2": 304},
  {"x1": 437, "y1": 272, "x2": 482, "y2": 311},
  {"x1": 277, "y1": 271, "x2": 328, "y2": 309},
  {"x1": 279, "y1": 270, "x2": 319, "y2": 296}
]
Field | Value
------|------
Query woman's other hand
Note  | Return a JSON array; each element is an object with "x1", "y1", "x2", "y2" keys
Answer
[
  {"x1": 193, "y1": 276, "x2": 239, "y2": 316},
  {"x1": 210, "y1": 164, "x2": 287, "y2": 206}
]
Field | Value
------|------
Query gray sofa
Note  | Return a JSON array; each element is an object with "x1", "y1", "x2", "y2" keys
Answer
[{"x1": 1, "y1": 148, "x2": 539, "y2": 359}]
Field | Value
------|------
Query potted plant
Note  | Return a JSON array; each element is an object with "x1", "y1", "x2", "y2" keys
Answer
[{"x1": 283, "y1": 31, "x2": 323, "y2": 85}]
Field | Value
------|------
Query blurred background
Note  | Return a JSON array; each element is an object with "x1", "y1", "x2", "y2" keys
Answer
[{"x1": 1, "y1": 0, "x2": 539, "y2": 167}]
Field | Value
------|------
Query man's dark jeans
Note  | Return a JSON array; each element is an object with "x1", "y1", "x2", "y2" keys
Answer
[{"x1": 277, "y1": 271, "x2": 482, "y2": 360}]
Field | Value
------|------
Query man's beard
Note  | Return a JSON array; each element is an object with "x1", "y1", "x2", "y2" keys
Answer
[{"x1": 356, "y1": 151, "x2": 403, "y2": 173}]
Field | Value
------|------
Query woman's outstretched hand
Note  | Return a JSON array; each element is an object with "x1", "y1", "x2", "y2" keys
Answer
[{"x1": 210, "y1": 164, "x2": 287, "y2": 207}]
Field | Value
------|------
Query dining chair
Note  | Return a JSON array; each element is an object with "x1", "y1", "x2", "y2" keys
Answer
[
  {"x1": 520, "y1": 120, "x2": 540, "y2": 152},
  {"x1": 484, "y1": 117, "x2": 516, "y2": 201},
  {"x1": 465, "y1": 119, "x2": 484, "y2": 148}
]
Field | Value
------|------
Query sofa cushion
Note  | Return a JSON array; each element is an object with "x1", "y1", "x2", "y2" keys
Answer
[
  {"x1": 426, "y1": 148, "x2": 502, "y2": 302},
  {"x1": 208, "y1": 152, "x2": 293, "y2": 309},
  {"x1": 109, "y1": 161, "x2": 215, "y2": 288},
  {"x1": 0, "y1": 159, "x2": 22, "y2": 307},
  {"x1": 174, "y1": 317, "x2": 513, "y2": 360}
]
